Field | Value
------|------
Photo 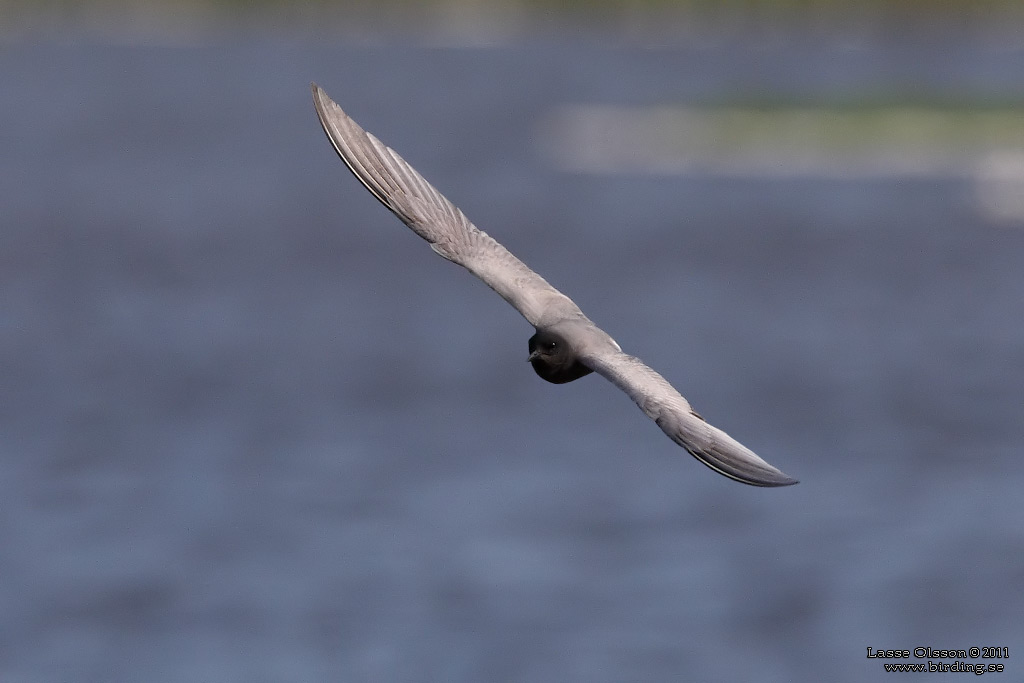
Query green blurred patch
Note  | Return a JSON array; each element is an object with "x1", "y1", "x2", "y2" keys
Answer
[
  {"x1": 671, "y1": 106, "x2": 1024, "y2": 153},
  {"x1": 2, "y1": 0, "x2": 1023, "y2": 28},
  {"x1": 543, "y1": 103, "x2": 1024, "y2": 175}
]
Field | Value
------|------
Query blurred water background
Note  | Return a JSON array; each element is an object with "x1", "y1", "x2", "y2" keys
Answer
[{"x1": 2, "y1": 2, "x2": 1024, "y2": 681}]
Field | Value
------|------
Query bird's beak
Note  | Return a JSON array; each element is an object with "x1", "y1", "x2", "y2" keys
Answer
[{"x1": 527, "y1": 350, "x2": 540, "y2": 363}]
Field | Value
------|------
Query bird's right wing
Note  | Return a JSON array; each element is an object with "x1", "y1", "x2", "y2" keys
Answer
[
  {"x1": 582, "y1": 347, "x2": 798, "y2": 487},
  {"x1": 312, "y1": 84, "x2": 581, "y2": 328}
]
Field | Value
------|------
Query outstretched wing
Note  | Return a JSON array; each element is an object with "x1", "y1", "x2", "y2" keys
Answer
[
  {"x1": 312, "y1": 84, "x2": 581, "y2": 328},
  {"x1": 582, "y1": 347, "x2": 797, "y2": 487}
]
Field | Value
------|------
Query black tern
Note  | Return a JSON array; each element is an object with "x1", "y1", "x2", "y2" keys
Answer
[{"x1": 312, "y1": 84, "x2": 797, "y2": 487}]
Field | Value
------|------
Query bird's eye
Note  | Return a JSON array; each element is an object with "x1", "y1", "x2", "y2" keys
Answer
[{"x1": 547, "y1": 341, "x2": 557, "y2": 350}]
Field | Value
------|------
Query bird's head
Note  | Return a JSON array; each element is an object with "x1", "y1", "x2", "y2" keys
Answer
[{"x1": 527, "y1": 329, "x2": 593, "y2": 384}]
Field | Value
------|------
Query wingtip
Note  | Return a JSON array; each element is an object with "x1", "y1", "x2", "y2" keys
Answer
[
  {"x1": 311, "y1": 82, "x2": 326, "y2": 106},
  {"x1": 722, "y1": 465, "x2": 799, "y2": 488},
  {"x1": 311, "y1": 83, "x2": 354, "y2": 132},
  {"x1": 685, "y1": 443, "x2": 799, "y2": 488},
  {"x1": 734, "y1": 463, "x2": 799, "y2": 488},
  {"x1": 312, "y1": 83, "x2": 340, "y2": 116},
  {"x1": 759, "y1": 473, "x2": 799, "y2": 488}
]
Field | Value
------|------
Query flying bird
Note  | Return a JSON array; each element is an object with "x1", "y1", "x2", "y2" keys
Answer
[{"x1": 312, "y1": 83, "x2": 797, "y2": 487}]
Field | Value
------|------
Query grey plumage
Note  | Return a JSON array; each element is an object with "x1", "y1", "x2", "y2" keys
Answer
[{"x1": 312, "y1": 83, "x2": 797, "y2": 488}]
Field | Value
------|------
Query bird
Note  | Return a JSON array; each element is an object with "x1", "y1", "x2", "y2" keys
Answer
[{"x1": 312, "y1": 83, "x2": 797, "y2": 488}]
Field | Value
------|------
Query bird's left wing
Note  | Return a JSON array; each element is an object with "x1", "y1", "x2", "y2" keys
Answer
[{"x1": 581, "y1": 346, "x2": 798, "y2": 487}]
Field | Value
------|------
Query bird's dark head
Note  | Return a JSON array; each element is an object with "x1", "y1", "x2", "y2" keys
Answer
[{"x1": 527, "y1": 329, "x2": 593, "y2": 384}]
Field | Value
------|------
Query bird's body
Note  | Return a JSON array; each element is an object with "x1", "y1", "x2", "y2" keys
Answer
[{"x1": 312, "y1": 83, "x2": 797, "y2": 488}]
